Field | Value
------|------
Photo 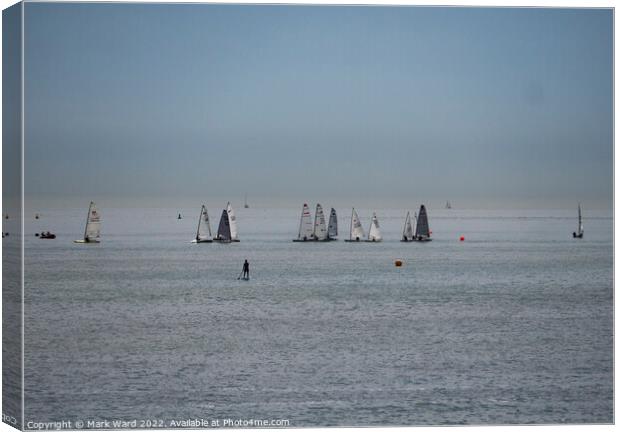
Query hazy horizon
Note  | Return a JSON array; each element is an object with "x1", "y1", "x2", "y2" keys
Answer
[{"x1": 21, "y1": 4, "x2": 613, "y2": 209}]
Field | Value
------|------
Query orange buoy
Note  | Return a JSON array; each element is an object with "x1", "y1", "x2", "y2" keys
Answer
[
  {"x1": 394, "y1": 259, "x2": 403, "y2": 267},
  {"x1": 460, "y1": 236, "x2": 465, "y2": 241}
]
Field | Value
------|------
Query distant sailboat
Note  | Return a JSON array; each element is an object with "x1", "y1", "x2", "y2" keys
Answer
[
  {"x1": 366, "y1": 212, "x2": 382, "y2": 242},
  {"x1": 244, "y1": 194, "x2": 249, "y2": 209},
  {"x1": 327, "y1": 208, "x2": 338, "y2": 240},
  {"x1": 345, "y1": 208, "x2": 365, "y2": 242},
  {"x1": 214, "y1": 202, "x2": 240, "y2": 242},
  {"x1": 573, "y1": 204, "x2": 584, "y2": 239},
  {"x1": 178, "y1": 213, "x2": 182, "y2": 220},
  {"x1": 401, "y1": 211, "x2": 414, "y2": 242},
  {"x1": 312, "y1": 204, "x2": 328, "y2": 241},
  {"x1": 191, "y1": 205, "x2": 213, "y2": 243},
  {"x1": 413, "y1": 205, "x2": 432, "y2": 242},
  {"x1": 293, "y1": 203, "x2": 314, "y2": 242},
  {"x1": 74, "y1": 201, "x2": 101, "y2": 243},
  {"x1": 445, "y1": 201, "x2": 452, "y2": 209}
]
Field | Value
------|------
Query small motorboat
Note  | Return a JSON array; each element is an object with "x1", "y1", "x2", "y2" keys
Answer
[{"x1": 39, "y1": 231, "x2": 56, "y2": 239}]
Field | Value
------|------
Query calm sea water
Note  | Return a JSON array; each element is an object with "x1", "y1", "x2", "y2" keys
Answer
[{"x1": 18, "y1": 206, "x2": 613, "y2": 426}]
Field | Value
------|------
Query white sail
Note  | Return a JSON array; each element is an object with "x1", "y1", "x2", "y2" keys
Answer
[
  {"x1": 313, "y1": 204, "x2": 328, "y2": 240},
  {"x1": 226, "y1": 202, "x2": 238, "y2": 241},
  {"x1": 578, "y1": 204, "x2": 584, "y2": 235},
  {"x1": 402, "y1": 211, "x2": 414, "y2": 241},
  {"x1": 84, "y1": 201, "x2": 101, "y2": 241},
  {"x1": 195, "y1": 205, "x2": 212, "y2": 241},
  {"x1": 349, "y1": 208, "x2": 365, "y2": 241},
  {"x1": 296, "y1": 203, "x2": 314, "y2": 240},
  {"x1": 328, "y1": 208, "x2": 338, "y2": 239},
  {"x1": 368, "y1": 212, "x2": 382, "y2": 241}
]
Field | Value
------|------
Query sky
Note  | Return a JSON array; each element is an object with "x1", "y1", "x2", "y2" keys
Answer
[{"x1": 21, "y1": 3, "x2": 613, "y2": 208}]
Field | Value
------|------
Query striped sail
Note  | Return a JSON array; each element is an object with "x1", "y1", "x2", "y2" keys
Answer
[
  {"x1": 328, "y1": 208, "x2": 338, "y2": 239},
  {"x1": 297, "y1": 203, "x2": 314, "y2": 240},
  {"x1": 368, "y1": 212, "x2": 382, "y2": 241},
  {"x1": 350, "y1": 208, "x2": 365, "y2": 240},
  {"x1": 313, "y1": 204, "x2": 327, "y2": 240},
  {"x1": 84, "y1": 201, "x2": 101, "y2": 241}
]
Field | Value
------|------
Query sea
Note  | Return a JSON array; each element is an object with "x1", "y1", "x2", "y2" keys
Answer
[{"x1": 10, "y1": 205, "x2": 614, "y2": 426}]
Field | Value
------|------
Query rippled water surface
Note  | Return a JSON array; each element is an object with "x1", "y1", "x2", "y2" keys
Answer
[{"x1": 20, "y1": 207, "x2": 613, "y2": 426}]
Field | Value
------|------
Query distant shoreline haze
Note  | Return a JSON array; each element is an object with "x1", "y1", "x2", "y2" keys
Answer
[{"x1": 21, "y1": 195, "x2": 613, "y2": 212}]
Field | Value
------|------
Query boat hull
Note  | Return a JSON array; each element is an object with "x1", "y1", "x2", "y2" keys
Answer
[
  {"x1": 191, "y1": 239, "x2": 213, "y2": 243},
  {"x1": 74, "y1": 239, "x2": 100, "y2": 244}
]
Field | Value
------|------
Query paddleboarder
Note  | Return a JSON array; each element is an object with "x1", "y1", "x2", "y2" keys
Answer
[{"x1": 242, "y1": 259, "x2": 250, "y2": 280}]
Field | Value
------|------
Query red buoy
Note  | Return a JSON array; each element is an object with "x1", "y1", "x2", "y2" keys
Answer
[{"x1": 460, "y1": 236, "x2": 465, "y2": 241}]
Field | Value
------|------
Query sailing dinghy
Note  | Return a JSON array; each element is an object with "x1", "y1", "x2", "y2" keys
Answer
[
  {"x1": 345, "y1": 208, "x2": 365, "y2": 242},
  {"x1": 293, "y1": 203, "x2": 314, "y2": 242},
  {"x1": 366, "y1": 212, "x2": 382, "y2": 242},
  {"x1": 413, "y1": 205, "x2": 432, "y2": 242},
  {"x1": 214, "y1": 202, "x2": 240, "y2": 242},
  {"x1": 327, "y1": 208, "x2": 338, "y2": 240},
  {"x1": 312, "y1": 204, "x2": 328, "y2": 241},
  {"x1": 401, "y1": 211, "x2": 414, "y2": 242},
  {"x1": 573, "y1": 204, "x2": 584, "y2": 239},
  {"x1": 74, "y1": 201, "x2": 101, "y2": 243},
  {"x1": 191, "y1": 205, "x2": 213, "y2": 243}
]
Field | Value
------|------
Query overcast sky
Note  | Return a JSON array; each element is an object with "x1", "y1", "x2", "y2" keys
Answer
[{"x1": 23, "y1": 4, "x2": 613, "y2": 208}]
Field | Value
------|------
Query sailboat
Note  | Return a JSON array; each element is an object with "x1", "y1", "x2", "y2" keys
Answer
[
  {"x1": 413, "y1": 204, "x2": 432, "y2": 242},
  {"x1": 345, "y1": 208, "x2": 365, "y2": 242},
  {"x1": 445, "y1": 201, "x2": 452, "y2": 209},
  {"x1": 401, "y1": 211, "x2": 414, "y2": 242},
  {"x1": 293, "y1": 203, "x2": 314, "y2": 242},
  {"x1": 244, "y1": 194, "x2": 249, "y2": 209},
  {"x1": 74, "y1": 201, "x2": 101, "y2": 243},
  {"x1": 573, "y1": 204, "x2": 584, "y2": 239},
  {"x1": 214, "y1": 202, "x2": 240, "y2": 242},
  {"x1": 366, "y1": 212, "x2": 382, "y2": 242},
  {"x1": 191, "y1": 205, "x2": 213, "y2": 243},
  {"x1": 312, "y1": 204, "x2": 328, "y2": 241},
  {"x1": 327, "y1": 208, "x2": 338, "y2": 240}
]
